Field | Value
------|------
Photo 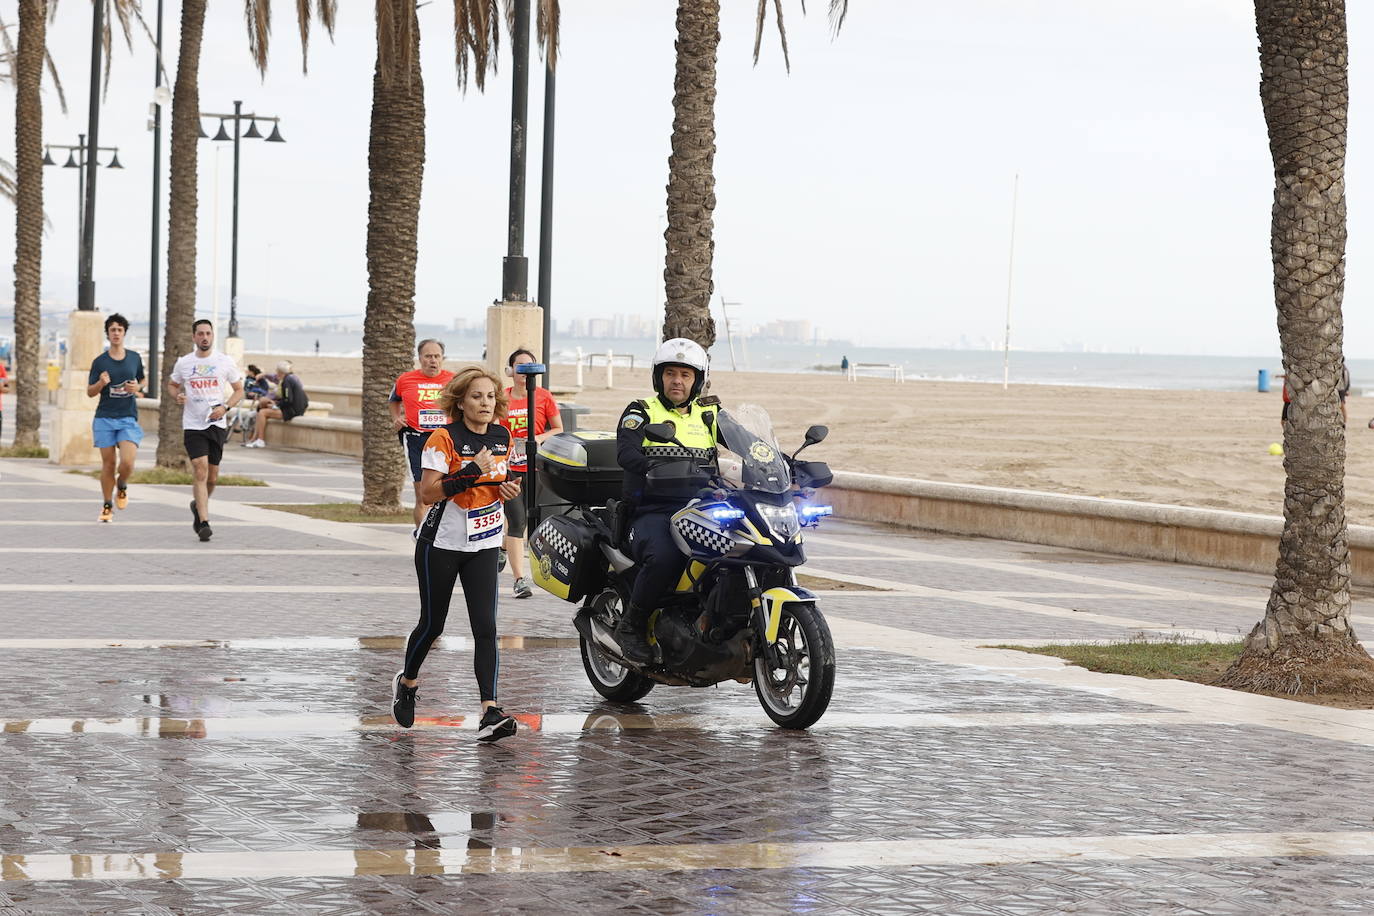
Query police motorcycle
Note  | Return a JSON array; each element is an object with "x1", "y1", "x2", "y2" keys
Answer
[{"x1": 529, "y1": 403, "x2": 838, "y2": 729}]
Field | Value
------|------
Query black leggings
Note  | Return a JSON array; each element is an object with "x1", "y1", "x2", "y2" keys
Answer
[{"x1": 404, "y1": 541, "x2": 502, "y2": 701}]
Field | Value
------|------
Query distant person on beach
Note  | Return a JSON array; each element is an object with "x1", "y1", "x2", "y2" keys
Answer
[
  {"x1": 314, "y1": 339, "x2": 320, "y2": 356},
  {"x1": 167, "y1": 319, "x2": 244, "y2": 542},
  {"x1": 500, "y1": 347, "x2": 563, "y2": 599},
  {"x1": 246, "y1": 361, "x2": 308, "y2": 449},
  {"x1": 840, "y1": 355, "x2": 850, "y2": 372},
  {"x1": 1280, "y1": 363, "x2": 1351, "y2": 425},
  {"x1": 390, "y1": 339, "x2": 455, "y2": 531},
  {"x1": 85, "y1": 313, "x2": 145, "y2": 522}
]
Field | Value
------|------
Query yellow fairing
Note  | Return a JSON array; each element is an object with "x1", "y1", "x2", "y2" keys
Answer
[
  {"x1": 674, "y1": 560, "x2": 707, "y2": 593},
  {"x1": 761, "y1": 587, "x2": 806, "y2": 643}
]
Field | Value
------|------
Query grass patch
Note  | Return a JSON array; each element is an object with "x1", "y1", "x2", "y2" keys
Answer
[
  {"x1": 0, "y1": 445, "x2": 49, "y2": 458},
  {"x1": 796, "y1": 573, "x2": 885, "y2": 592},
  {"x1": 253, "y1": 503, "x2": 413, "y2": 524},
  {"x1": 67, "y1": 468, "x2": 266, "y2": 487},
  {"x1": 996, "y1": 637, "x2": 1243, "y2": 682}
]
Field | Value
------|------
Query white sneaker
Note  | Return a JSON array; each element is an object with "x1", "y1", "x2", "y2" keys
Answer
[{"x1": 249, "y1": 439, "x2": 266, "y2": 449}]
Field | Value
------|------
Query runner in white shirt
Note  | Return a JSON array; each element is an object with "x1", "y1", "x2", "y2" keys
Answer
[{"x1": 166, "y1": 320, "x2": 244, "y2": 542}]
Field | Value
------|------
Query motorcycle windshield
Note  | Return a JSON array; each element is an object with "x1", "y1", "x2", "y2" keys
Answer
[{"x1": 715, "y1": 404, "x2": 791, "y2": 494}]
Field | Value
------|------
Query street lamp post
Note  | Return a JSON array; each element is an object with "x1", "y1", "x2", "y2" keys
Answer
[
  {"x1": 502, "y1": 0, "x2": 531, "y2": 303},
  {"x1": 77, "y1": 0, "x2": 104, "y2": 311},
  {"x1": 200, "y1": 102, "x2": 285, "y2": 341},
  {"x1": 44, "y1": 137, "x2": 123, "y2": 286},
  {"x1": 147, "y1": 0, "x2": 166, "y2": 397}
]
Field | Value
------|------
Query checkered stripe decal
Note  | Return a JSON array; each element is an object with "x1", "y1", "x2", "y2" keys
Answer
[
  {"x1": 675, "y1": 517, "x2": 734, "y2": 555},
  {"x1": 648, "y1": 446, "x2": 714, "y2": 462},
  {"x1": 539, "y1": 522, "x2": 575, "y2": 560}
]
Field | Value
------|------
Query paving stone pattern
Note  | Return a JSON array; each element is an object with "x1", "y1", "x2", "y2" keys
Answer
[{"x1": 3, "y1": 455, "x2": 1374, "y2": 913}]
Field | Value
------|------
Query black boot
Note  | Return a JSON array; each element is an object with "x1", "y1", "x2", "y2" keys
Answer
[{"x1": 612, "y1": 604, "x2": 653, "y2": 665}]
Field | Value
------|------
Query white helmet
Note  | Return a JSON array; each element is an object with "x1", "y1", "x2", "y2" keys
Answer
[{"x1": 652, "y1": 337, "x2": 709, "y2": 402}]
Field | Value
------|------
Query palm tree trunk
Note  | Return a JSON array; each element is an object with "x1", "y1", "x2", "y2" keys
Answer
[
  {"x1": 11, "y1": 0, "x2": 46, "y2": 450},
  {"x1": 1218, "y1": 0, "x2": 1374, "y2": 696},
  {"x1": 661, "y1": 0, "x2": 718, "y2": 349},
  {"x1": 155, "y1": 0, "x2": 206, "y2": 468},
  {"x1": 360, "y1": 0, "x2": 425, "y2": 514}
]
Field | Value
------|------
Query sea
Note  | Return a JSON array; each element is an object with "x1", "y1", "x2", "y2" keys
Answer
[{"x1": 0, "y1": 318, "x2": 1351, "y2": 393}]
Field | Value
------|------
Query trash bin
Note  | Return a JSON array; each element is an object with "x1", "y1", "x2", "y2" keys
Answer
[
  {"x1": 1258, "y1": 369, "x2": 1270, "y2": 393},
  {"x1": 558, "y1": 403, "x2": 593, "y2": 433}
]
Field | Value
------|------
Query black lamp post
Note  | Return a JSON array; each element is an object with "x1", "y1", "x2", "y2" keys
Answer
[
  {"x1": 147, "y1": 0, "x2": 166, "y2": 397},
  {"x1": 44, "y1": 136, "x2": 123, "y2": 292},
  {"x1": 199, "y1": 101, "x2": 285, "y2": 339},
  {"x1": 536, "y1": 57, "x2": 556, "y2": 376},
  {"x1": 501, "y1": 0, "x2": 531, "y2": 303},
  {"x1": 77, "y1": 0, "x2": 104, "y2": 311}
]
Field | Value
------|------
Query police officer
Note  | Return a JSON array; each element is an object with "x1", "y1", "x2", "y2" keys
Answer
[{"x1": 613, "y1": 338, "x2": 718, "y2": 664}]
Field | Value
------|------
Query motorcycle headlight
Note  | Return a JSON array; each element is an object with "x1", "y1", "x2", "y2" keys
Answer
[{"x1": 756, "y1": 502, "x2": 801, "y2": 541}]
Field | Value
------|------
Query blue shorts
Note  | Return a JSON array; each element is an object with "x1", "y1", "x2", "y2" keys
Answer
[
  {"x1": 93, "y1": 416, "x2": 143, "y2": 448},
  {"x1": 398, "y1": 428, "x2": 432, "y2": 483}
]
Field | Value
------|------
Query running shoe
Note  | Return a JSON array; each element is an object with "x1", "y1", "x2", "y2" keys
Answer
[
  {"x1": 392, "y1": 672, "x2": 417, "y2": 728},
  {"x1": 115, "y1": 486, "x2": 128, "y2": 510},
  {"x1": 248, "y1": 439, "x2": 266, "y2": 449},
  {"x1": 198, "y1": 522, "x2": 213, "y2": 542},
  {"x1": 99, "y1": 503, "x2": 113, "y2": 523},
  {"x1": 476, "y1": 706, "x2": 517, "y2": 743},
  {"x1": 513, "y1": 576, "x2": 533, "y2": 599},
  {"x1": 190, "y1": 499, "x2": 202, "y2": 531}
]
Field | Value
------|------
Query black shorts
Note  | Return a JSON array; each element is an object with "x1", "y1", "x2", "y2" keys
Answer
[
  {"x1": 503, "y1": 471, "x2": 528, "y2": 538},
  {"x1": 399, "y1": 428, "x2": 432, "y2": 483},
  {"x1": 184, "y1": 426, "x2": 229, "y2": 465}
]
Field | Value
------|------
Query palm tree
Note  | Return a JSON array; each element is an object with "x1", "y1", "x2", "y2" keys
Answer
[
  {"x1": 359, "y1": 0, "x2": 428, "y2": 513},
  {"x1": 357, "y1": 1, "x2": 546, "y2": 515},
  {"x1": 1217, "y1": 0, "x2": 1374, "y2": 697},
  {"x1": 661, "y1": 0, "x2": 847, "y2": 349},
  {"x1": 153, "y1": 0, "x2": 206, "y2": 467},
  {"x1": 10, "y1": 0, "x2": 48, "y2": 450},
  {"x1": 155, "y1": 2, "x2": 333, "y2": 468}
]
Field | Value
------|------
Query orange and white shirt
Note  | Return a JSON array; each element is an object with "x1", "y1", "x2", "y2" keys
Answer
[{"x1": 417, "y1": 422, "x2": 511, "y2": 551}]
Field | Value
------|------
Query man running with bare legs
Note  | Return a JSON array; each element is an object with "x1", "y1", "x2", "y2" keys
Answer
[
  {"x1": 86, "y1": 314, "x2": 145, "y2": 522},
  {"x1": 167, "y1": 320, "x2": 243, "y2": 542}
]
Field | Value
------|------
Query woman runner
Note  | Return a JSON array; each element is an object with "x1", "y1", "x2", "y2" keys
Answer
[{"x1": 392, "y1": 366, "x2": 522, "y2": 742}]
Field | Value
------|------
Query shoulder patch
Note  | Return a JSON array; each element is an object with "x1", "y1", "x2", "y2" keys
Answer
[{"x1": 621, "y1": 415, "x2": 643, "y2": 430}]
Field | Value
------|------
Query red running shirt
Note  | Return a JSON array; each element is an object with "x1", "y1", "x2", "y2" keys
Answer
[
  {"x1": 391, "y1": 369, "x2": 455, "y2": 431},
  {"x1": 501, "y1": 386, "x2": 559, "y2": 471}
]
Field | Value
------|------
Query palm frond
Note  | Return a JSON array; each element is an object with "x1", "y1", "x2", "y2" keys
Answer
[
  {"x1": 535, "y1": 0, "x2": 559, "y2": 70},
  {"x1": 292, "y1": 0, "x2": 337, "y2": 74},
  {"x1": 754, "y1": 0, "x2": 848, "y2": 70},
  {"x1": 453, "y1": 0, "x2": 502, "y2": 93},
  {"x1": 44, "y1": 44, "x2": 69, "y2": 113},
  {"x1": 245, "y1": 0, "x2": 271, "y2": 74}
]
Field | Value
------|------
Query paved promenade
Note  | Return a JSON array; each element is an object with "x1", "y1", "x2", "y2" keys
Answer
[{"x1": 3, "y1": 446, "x2": 1374, "y2": 914}]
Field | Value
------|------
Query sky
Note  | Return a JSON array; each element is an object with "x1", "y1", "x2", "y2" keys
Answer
[{"x1": 4, "y1": 0, "x2": 1374, "y2": 356}]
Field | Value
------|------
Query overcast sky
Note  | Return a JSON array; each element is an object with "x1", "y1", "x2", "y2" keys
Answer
[{"x1": 5, "y1": 0, "x2": 1374, "y2": 355}]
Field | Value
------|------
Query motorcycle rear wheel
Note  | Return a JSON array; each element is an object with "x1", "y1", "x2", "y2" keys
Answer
[
  {"x1": 753, "y1": 601, "x2": 835, "y2": 729},
  {"x1": 580, "y1": 590, "x2": 655, "y2": 703}
]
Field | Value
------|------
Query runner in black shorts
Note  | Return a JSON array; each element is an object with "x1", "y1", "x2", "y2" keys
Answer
[{"x1": 167, "y1": 320, "x2": 244, "y2": 542}]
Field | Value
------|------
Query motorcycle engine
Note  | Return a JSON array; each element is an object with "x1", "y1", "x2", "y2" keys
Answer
[{"x1": 653, "y1": 608, "x2": 750, "y2": 685}]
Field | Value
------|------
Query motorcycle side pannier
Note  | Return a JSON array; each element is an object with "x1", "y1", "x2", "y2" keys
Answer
[
  {"x1": 537, "y1": 431, "x2": 623, "y2": 506},
  {"x1": 530, "y1": 514, "x2": 606, "y2": 603}
]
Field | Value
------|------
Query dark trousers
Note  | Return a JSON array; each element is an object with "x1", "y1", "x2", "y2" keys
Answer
[
  {"x1": 627, "y1": 511, "x2": 687, "y2": 612},
  {"x1": 405, "y1": 541, "x2": 501, "y2": 701}
]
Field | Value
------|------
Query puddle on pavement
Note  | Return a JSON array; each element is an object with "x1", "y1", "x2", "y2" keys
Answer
[{"x1": 0, "y1": 636, "x2": 580, "y2": 651}]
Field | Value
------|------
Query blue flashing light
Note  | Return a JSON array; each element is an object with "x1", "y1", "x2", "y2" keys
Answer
[
  {"x1": 801, "y1": 505, "x2": 833, "y2": 519},
  {"x1": 709, "y1": 507, "x2": 746, "y2": 522}
]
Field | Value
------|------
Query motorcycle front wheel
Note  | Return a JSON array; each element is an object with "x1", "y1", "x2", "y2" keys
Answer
[
  {"x1": 753, "y1": 601, "x2": 835, "y2": 729},
  {"x1": 580, "y1": 589, "x2": 655, "y2": 703}
]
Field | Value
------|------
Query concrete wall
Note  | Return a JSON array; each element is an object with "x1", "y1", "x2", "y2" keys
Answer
[
  {"x1": 310, "y1": 385, "x2": 364, "y2": 418},
  {"x1": 128, "y1": 400, "x2": 1374, "y2": 585}
]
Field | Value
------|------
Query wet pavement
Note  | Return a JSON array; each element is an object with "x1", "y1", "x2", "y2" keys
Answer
[{"x1": 4, "y1": 448, "x2": 1374, "y2": 914}]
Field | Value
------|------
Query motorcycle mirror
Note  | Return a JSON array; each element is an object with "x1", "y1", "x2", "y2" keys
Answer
[
  {"x1": 643, "y1": 422, "x2": 677, "y2": 443},
  {"x1": 804, "y1": 425, "x2": 828, "y2": 446}
]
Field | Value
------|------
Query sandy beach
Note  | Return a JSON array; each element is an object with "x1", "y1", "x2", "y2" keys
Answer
[{"x1": 258, "y1": 354, "x2": 1374, "y2": 525}]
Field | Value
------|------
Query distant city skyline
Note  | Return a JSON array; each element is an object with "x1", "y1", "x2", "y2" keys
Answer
[{"x1": 11, "y1": 3, "x2": 1374, "y2": 357}]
